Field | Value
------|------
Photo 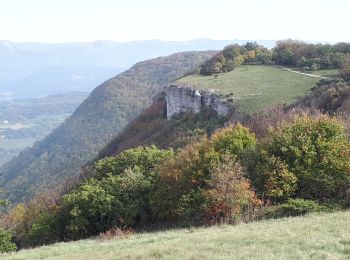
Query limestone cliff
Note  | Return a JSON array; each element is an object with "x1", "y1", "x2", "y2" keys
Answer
[{"x1": 165, "y1": 84, "x2": 233, "y2": 119}]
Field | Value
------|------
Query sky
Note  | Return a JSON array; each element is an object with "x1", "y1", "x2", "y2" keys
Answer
[{"x1": 0, "y1": 0, "x2": 349, "y2": 43}]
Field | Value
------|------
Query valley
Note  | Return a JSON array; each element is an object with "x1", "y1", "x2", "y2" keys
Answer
[{"x1": 0, "y1": 92, "x2": 88, "y2": 166}]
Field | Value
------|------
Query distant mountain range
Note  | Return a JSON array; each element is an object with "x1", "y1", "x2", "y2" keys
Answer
[{"x1": 0, "y1": 39, "x2": 276, "y2": 100}]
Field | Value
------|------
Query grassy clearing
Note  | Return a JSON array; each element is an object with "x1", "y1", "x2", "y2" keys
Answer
[
  {"x1": 4, "y1": 211, "x2": 350, "y2": 260},
  {"x1": 176, "y1": 65, "x2": 326, "y2": 115}
]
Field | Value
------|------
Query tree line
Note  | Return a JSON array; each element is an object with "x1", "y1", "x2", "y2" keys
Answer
[{"x1": 200, "y1": 40, "x2": 350, "y2": 75}]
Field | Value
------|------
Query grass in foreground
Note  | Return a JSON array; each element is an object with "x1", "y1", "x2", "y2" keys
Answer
[
  {"x1": 177, "y1": 65, "x2": 325, "y2": 115},
  {"x1": 4, "y1": 211, "x2": 350, "y2": 260}
]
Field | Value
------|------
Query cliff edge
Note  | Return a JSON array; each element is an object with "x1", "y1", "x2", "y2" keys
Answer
[{"x1": 165, "y1": 84, "x2": 233, "y2": 119}]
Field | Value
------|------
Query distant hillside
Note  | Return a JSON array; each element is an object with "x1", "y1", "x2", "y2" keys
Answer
[
  {"x1": 0, "y1": 39, "x2": 275, "y2": 100},
  {"x1": 0, "y1": 51, "x2": 216, "y2": 203},
  {"x1": 0, "y1": 92, "x2": 89, "y2": 167},
  {"x1": 4, "y1": 211, "x2": 349, "y2": 259}
]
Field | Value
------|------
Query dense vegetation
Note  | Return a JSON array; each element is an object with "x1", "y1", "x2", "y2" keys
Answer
[
  {"x1": 295, "y1": 80, "x2": 350, "y2": 114},
  {"x1": 0, "y1": 51, "x2": 215, "y2": 204},
  {"x1": 200, "y1": 40, "x2": 350, "y2": 76},
  {"x1": 2, "y1": 110, "x2": 349, "y2": 249},
  {"x1": 273, "y1": 40, "x2": 350, "y2": 70},
  {"x1": 200, "y1": 42, "x2": 272, "y2": 75}
]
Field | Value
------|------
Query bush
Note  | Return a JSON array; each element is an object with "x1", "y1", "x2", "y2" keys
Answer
[
  {"x1": 258, "y1": 115, "x2": 350, "y2": 202},
  {"x1": 0, "y1": 228, "x2": 16, "y2": 253},
  {"x1": 277, "y1": 199, "x2": 329, "y2": 217}
]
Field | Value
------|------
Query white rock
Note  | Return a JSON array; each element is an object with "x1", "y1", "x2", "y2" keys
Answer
[{"x1": 165, "y1": 84, "x2": 233, "y2": 119}]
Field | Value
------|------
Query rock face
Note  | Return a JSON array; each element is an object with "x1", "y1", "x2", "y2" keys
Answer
[{"x1": 165, "y1": 84, "x2": 233, "y2": 119}]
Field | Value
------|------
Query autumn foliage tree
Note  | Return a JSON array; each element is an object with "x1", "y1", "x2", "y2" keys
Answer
[
  {"x1": 206, "y1": 156, "x2": 261, "y2": 224},
  {"x1": 151, "y1": 124, "x2": 259, "y2": 223},
  {"x1": 257, "y1": 115, "x2": 350, "y2": 202}
]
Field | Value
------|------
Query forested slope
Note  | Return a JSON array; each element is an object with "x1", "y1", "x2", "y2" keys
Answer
[{"x1": 0, "y1": 51, "x2": 215, "y2": 203}]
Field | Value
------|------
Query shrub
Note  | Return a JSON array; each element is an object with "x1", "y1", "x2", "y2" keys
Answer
[
  {"x1": 0, "y1": 228, "x2": 16, "y2": 253},
  {"x1": 276, "y1": 199, "x2": 330, "y2": 217},
  {"x1": 258, "y1": 115, "x2": 350, "y2": 202}
]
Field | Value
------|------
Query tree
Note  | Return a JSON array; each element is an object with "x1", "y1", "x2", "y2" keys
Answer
[
  {"x1": 340, "y1": 55, "x2": 350, "y2": 81},
  {"x1": 210, "y1": 123, "x2": 256, "y2": 159},
  {"x1": 0, "y1": 200, "x2": 16, "y2": 253},
  {"x1": 0, "y1": 229, "x2": 16, "y2": 253},
  {"x1": 56, "y1": 146, "x2": 174, "y2": 240},
  {"x1": 151, "y1": 124, "x2": 257, "y2": 223},
  {"x1": 258, "y1": 115, "x2": 350, "y2": 202},
  {"x1": 206, "y1": 156, "x2": 261, "y2": 224}
]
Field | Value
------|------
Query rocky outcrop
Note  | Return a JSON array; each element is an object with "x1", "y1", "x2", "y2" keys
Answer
[{"x1": 165, "y1": 84, "x2": 233, "y2": 119}]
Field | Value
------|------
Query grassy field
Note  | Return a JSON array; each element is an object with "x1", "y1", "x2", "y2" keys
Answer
[
  {"x1": 177, "y1": 65, "x2": 326, "y2": 115},
  {"x1": 4, "y1": 211, "x2": 350, "y2": 260}
]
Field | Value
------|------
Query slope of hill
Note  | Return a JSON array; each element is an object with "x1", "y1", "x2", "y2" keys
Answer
[
  {"x1": 0, "y1": 51, "x2": 216, "y2": 203},
  {"x1": 4, "y1": 211, "x2": 349, "y2": 259},
  {"x1": 177, "y1": 65, "x2": 330, "y2": 115},
  {"x1": 96, "y1": 99, "x2": 226, "y2": 160}
]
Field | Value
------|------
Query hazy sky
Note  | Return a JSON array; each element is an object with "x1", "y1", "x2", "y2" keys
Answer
[{"x1": 0, "y1": 0, "x2": 349, "y2": 43}]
